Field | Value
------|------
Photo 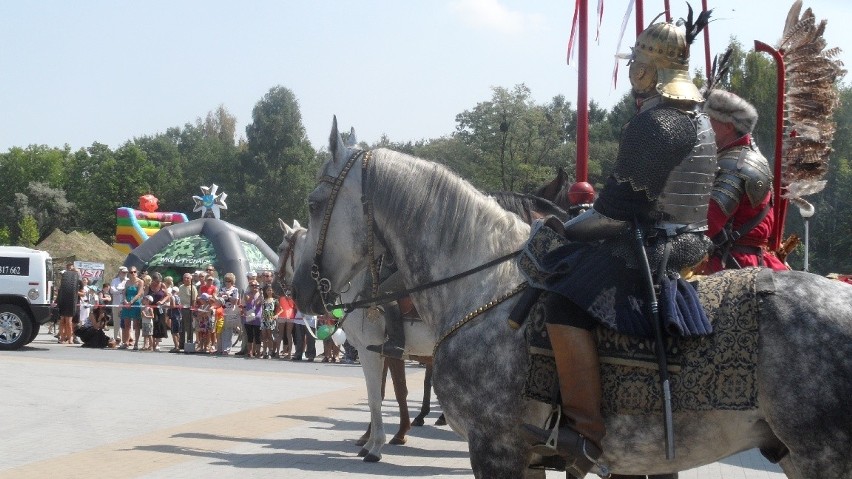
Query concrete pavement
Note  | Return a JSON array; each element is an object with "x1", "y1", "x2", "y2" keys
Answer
[{"x1": 0, "y1": 330, "x2": 786, "y2": 478}]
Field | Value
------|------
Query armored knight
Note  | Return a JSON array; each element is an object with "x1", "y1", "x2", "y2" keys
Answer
[
  {"x1": 519, "y1": 12, "x2": 715, "y2": 477},
  {"x1": 701, "y1": 90, "x2": 788, "y2": 271}
]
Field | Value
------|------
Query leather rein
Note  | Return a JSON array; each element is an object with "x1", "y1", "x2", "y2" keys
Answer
[{"x1": 309, "y1": 149, "x2": 523, "y2": 317}]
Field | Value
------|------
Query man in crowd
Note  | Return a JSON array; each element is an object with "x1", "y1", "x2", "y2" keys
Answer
[{"x1": 109, "y1": 266, "x2": 129, "y2": 343}]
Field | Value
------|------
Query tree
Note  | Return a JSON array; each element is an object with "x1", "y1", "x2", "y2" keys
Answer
[
  {"x1": 17, "y1": 214, "x2": 39, "y2": 247},
  {"x1": 239, "y1": 86, "x2": 318, "y2": 242},
  {"x1": 10, "y1": 182, "x2": 74, "y2": 239},
  {"x1": 0, "y1": 226, "x2": 10, "y2": 245},
  {"x1": 454, "y1": 84, "x2": 573, "y2": 192}
]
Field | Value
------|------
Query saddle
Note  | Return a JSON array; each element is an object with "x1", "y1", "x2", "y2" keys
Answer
[{"x1": 522, "y1": 268, "x2": 773, "y2": 414}]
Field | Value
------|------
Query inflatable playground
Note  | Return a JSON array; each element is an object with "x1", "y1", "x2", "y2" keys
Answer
[{"x1": 114, "y1": 194, "x2": 189, "y2": 255}]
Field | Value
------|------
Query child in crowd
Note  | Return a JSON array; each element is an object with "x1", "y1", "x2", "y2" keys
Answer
[
  {"x1": 196, "y1": 293, "x2": 212, "y2": 353},
  {"x1": 260, "y1": 286, "x2": 280, "y2": 359},
  {"x1": 168, "y1": 286, "x2": 182, "y2": 352},
  {"x1": 212, "y1": 295, "x2": 225, "y2": 354},
  {"x1": 275, "y1": 292, "x2": 296, "y2": 359},
  {"x1": 141, "y1": 295, "x2": 155, "y2": 351}
]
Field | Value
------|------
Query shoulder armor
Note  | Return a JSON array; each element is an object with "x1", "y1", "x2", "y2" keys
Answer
[{"x1": 712, "y1": 145, "x2": 772, "y2": 215}]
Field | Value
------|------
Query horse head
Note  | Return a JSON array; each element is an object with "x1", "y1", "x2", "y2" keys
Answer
[
  {"x1": 291, "y1": 116, "x2": 384, "y2": 315},
  {"x1": 276, "y1": 218, "x2": 305, "y2": 290}
]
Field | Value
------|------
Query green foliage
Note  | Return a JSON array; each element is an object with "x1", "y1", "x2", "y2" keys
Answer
[
  {"x1": 0, "y1": 225, "x2": 10, "y2": 245},
  {"x1": 17, "y1": 214, "x2": 39, "y2": 247}
]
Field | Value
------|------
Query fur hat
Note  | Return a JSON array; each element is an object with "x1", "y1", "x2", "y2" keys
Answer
[{"x1": 704, "y1": 90, "x2": 758, "y2": 135}]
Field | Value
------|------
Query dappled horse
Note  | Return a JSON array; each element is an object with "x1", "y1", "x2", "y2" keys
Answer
[
  {"x1": 290, "y1": 117, "x2": 852, "y2": 478},
  {"x1": 277, "y1": 218, "x2": 435, "y2": 462}
]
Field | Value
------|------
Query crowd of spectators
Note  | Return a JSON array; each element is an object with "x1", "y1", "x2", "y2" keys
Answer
[{"x1": 52, "y1": 264, "x2": 355, "y2": 362}]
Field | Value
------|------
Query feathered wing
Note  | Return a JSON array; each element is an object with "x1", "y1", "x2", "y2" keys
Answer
[{"x1": 777, "y1": 0, "x2": 847, "y2": 199}]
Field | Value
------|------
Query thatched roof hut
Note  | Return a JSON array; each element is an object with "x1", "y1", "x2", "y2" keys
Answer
[{"x1": 37, "y1": 229, "x2": 127, "y2": 280}]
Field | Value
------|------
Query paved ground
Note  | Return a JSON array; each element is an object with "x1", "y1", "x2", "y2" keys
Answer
[{"x1": 0, "y1": 330, "x2": 786, "y2": 478}]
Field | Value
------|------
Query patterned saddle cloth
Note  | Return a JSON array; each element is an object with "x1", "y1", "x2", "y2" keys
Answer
[{"x1": 523, "y1": 267, "x2": 775, "y2": 414}]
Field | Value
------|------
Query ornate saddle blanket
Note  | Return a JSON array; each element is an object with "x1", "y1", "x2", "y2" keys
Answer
[{"x1": 523, "y1": 267, "x2": 775, "y2": 414}]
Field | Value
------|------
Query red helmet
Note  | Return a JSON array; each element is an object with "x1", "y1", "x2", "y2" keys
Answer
[{"x1": 566, "y1": 182, "x2": 595, "y2": 206}]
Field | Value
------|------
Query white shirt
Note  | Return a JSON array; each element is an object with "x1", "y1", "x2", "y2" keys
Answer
[{"x1": 110, "y1": 275, "x2": 128, "y2": 306}]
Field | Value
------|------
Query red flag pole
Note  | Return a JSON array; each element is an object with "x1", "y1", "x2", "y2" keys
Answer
[
  {"x1": 576, "y1": 0, "x2": 589, "y2": 183},
  {"x1": 636, "y1": 0, "x2": 644, "y2": 35},
  {"x1": 664, "y1": 0, "x2": 671, "y2": 22},
  {"x1": 754, "y1": 40, "x2": 788, "y2": 251},
  {"x1": 701, "y1": 0, "x2": 712, "y2": 81}
]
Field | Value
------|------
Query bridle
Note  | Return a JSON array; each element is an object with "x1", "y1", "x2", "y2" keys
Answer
[
  {"x1": 310, "y1": 149, "x2": 372, "y2": 315},
  {"x1": 276, "y1": 228, "x2": 303, "y2": 290}
]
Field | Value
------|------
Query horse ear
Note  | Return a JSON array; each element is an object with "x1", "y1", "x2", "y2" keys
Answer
[
  {"x1": 345, "y1": 127, "x2": 358, "y2": 147},
  {"x1": 293, "y1": 219, "x2": 301, "y2": 230},
  {"x1": 278, "y1": 217, "x2": 288, "y2": 232},
  {"x1": 329, "y1": 115, "x2": 345, "y2": 163}
]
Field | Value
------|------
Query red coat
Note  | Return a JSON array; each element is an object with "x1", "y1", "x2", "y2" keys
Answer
[{"x1": 705, "y1": 189, "x2": 788, "y2": 272}]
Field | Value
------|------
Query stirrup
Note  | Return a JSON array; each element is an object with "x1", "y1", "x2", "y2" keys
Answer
[
  {"x1": 365, "y1": 342, "x2": 404, "y2": 359},
  {"x1": 524, "y1": 407, "x2": 610, "y2": 478}
]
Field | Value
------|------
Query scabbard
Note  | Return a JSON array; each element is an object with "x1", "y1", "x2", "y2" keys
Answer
[{"x1": 632, "y1": 222, "x2": 676, "y2": 460}]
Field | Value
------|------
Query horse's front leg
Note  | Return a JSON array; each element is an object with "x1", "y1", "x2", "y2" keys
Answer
[
  {"x1": 386, "y1": 357, "x2": 411, "y2": 444},
  {"x1": 356, "y1": 346, "x2": 387, "y2": 462}
]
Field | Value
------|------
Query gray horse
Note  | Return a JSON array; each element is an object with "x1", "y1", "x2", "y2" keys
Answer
[{"x1": 290, "y1": 117, "x2": 852, "y2": 478}]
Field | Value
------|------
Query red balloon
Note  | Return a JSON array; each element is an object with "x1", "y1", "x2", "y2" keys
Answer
[{"x1": 139, "y1": 194, "x2": 159, "y2": 212}]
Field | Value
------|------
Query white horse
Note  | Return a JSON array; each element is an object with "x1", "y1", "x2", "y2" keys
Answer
[
  {"x1": 290, "y1": 117, "x2": 852, "y2": 478},
  {"x1": 277, "y1": 217, "x2": 435, "y2": 463}
]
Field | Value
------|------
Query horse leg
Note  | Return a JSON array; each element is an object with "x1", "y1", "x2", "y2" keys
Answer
[
  {"x1": 412, "y1": 360, "x2": 432, "y2": 426},
  {"x1": 356, "y1": 358, "x2": 390, "y2": 447},
  {"x1": 356, "y1": 347, "x2": 388, "y2": 462},
  {"x1": 468, "y1": 427, "x2": 529, "y2": 479},
  {"x1": 386, "y1": 357, "x2": 411, "y2": 445}
]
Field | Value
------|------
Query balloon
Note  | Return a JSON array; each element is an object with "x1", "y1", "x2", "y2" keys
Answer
[
  {"x1": 331, "y1": 307, "x2": 344, "y2": 319},
  {"x1": 331, "y1": 328, "x2": 347, "y2": 346},
  {"x1": 138, "y1": 194, "x2": 159, "y2": 213},
  {"x1": 316, "y1": 324, "x2": 335, "y2": 341}
]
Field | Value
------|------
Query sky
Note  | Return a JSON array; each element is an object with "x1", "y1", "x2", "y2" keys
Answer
[{"x1": 2, "y1": 0, "x2": 850, "y2": 153}]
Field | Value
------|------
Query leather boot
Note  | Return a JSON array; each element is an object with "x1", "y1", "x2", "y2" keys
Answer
[
  {"x1": 522, "y1": 324, "x2": 605, "y2": 478},
  {"x1": 366, "y1": 302, "x2": 405, "y2": 359}
]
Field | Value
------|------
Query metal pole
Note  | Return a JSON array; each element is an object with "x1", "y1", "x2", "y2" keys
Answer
[
  {"x1": 701, "y1": 0, "x2": 712, "y2": 81},
  {"x1": 576, "y1": 0, "x2": 589, "y2": 183},
  {"x1": 803, "y1": 219, "x2": 809, "y2": 272}
]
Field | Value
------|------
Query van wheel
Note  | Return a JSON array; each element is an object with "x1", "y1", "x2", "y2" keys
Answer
[{"x1": 0, "y1": 304, "x2": 34, "y2": 350}]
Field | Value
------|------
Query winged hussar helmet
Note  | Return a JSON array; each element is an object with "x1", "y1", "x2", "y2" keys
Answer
[{"x1": 630, "y1": 5, "x2": 711, "y2": 102}]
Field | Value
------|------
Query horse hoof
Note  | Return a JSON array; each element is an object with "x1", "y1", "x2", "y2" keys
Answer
[
  {"x1": 355, "y1": 437, "x2": 368, "y2": 447},
  {"x1": 357, "y1": 448, "x2": 368, "y2": 457},
  {"x1": 412, "y1": 417, "x2": 425, "y2": 427},
  {"x1": 363, "y1": 453, "x2": 381, "y2": 463},
  {"x1": 389, "y1": 435, "x2": 407, "y2": 445},
  {"x1": 435, "y1": 414, "x2": 447, "y2": 426}
]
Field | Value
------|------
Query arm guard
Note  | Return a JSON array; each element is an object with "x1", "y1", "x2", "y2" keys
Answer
[
  {"x1": 562, "y1": 207, "x2": 630, "y2": 241},
  {"x1": 711, "y1": 145, "x2": 772, "y2": 216}
]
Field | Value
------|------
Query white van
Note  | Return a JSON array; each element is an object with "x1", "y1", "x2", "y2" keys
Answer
[{"x1": 0, "y1": 246, "x2": 54, "y2": 350}]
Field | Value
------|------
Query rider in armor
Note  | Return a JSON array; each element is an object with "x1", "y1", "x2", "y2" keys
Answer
[
  {"x1": 519, "y1": 12, "x2": 714, "y2": 477},
  {"x1": 700, "y1": 90, "x2": 788, "y2": 272}
]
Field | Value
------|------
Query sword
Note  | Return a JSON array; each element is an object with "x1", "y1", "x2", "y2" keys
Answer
[{"x1": 633, "y1": 221, "x2": 675, "y2": 460}]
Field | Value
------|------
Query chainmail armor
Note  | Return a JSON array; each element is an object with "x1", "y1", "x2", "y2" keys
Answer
[{"x1": 711, "y1": 145, "x2": 772, "y2": 216}]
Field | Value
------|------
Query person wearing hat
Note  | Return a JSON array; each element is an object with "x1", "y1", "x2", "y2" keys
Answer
[
  {"x1": 518, "y1": 9, "x2": 715, "y2": 473},
  {"x1": 109, "y1": 266, "x2": 129, "y2": 343},
  {"x1": 701, "y1": 89, "x2": 788, "y2": 272}
]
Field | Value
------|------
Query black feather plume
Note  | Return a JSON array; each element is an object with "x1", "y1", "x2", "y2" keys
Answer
[{"x1": 684, "y1": 3, "x2": 712, "y2": 45}]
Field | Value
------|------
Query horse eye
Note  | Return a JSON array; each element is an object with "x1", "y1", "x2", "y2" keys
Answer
[{"x1": 308, "y1": 200, "x2": 321, "y2": 215}]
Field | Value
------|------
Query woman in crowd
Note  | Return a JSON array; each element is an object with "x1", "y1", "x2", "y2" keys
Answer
[
  {"x1": 217, "y1": 273, "x2": 241, "y2": 355},
  {"x1": 120, "y1": 267, "x2": 145, "y2": 350},
  {"x1": 260, "y1": 285, "x2": 280, "y2": 359},
  {"x1": 242, "y1": 280, "x2": 263, "y2": 358},
  {"x1": 275, "y1": 291, "x2": 296, "y2": 359},
  {"x1": 148, "y1": 272, "x2": 170, "y2": 352}
]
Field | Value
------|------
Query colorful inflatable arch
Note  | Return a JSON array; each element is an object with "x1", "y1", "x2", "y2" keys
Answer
[{"x1": 114, "y1": 207, "x2": 189, "y2": 255}]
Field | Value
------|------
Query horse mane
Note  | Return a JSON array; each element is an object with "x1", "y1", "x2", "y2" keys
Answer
[
  {"x1": 366, "y1": 148, "x2": 528, "y2": 252},
  {"x1": 490, "y1": 191, "x2": 570, "y2": 223}
]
